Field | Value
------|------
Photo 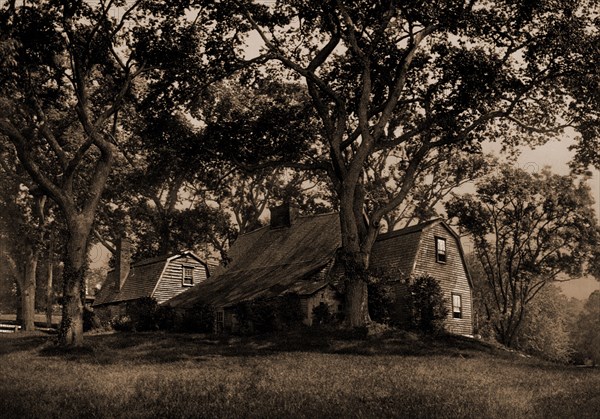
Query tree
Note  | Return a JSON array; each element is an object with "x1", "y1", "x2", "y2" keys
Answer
[
  {"x1": 513, "y1": 285, "x2": 573, "y2": 362},
  {"x1": 225, "y1": 0, "x2": 600, "y2": 327},
  {"x1": 0, "y1": 147, "x2": 53, "y2": 331},
  {"x1": 365, "y1": 150, "x2": 495, "y2": 231},
  {"x1": 571, "y1": 290, "x2": 600, "y2": 365},
  {"x1": 0, "y1": 1, "x2": 261, "y2": 346},
  {"x1": 446, "y1": 165, "x2": 600, "y2": 346}
]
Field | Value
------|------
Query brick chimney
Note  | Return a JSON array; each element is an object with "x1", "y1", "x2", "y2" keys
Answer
[
  {"x1": 115, "y1": 238, "x2": 130, "y2": 290},
  {"x1": 270, "y1": 202, "x2": 298, "y2": 229}
]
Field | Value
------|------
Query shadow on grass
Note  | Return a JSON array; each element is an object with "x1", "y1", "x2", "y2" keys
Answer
[
  {"x1": 5, "y1": 327, "x2": 513, "y2": 366},
  {"x1": 1, "y1": 325, "x2": 528, "y2": 367},
  {"x1": 0, "y1": 332, "x2": 55, "y2": 355}
]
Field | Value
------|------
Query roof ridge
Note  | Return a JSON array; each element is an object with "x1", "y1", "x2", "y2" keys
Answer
[{"x1": 236, "y1": 211, "x2": 339, "y2": 238}]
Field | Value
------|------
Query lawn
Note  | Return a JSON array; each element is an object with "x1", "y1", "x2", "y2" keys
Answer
[{"x1": 0, "y1": 330, "x2": 598, "y2": 418}]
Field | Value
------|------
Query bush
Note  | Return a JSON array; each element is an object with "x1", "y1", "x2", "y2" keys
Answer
[
  {"x1": 368, "y1": 281, "x2": 397, "y2": 325},
  {"x1": 109, "y1": 297, "x2": 175, "y2": 332},
  {"x1": 407, "y1": 275, "x2": 448, "y2": 334},
  {"x1": 180, "y1": 302, "x2": 215, "y2": 333},
  {"x1": 125, "y1": 297, "x2": 161, "y2": 331},
  {"x1": 312, "y1": 302, "x2": 333, "y2": 325},
  {"x1": 83, "y1": 306, "x2": 101, "y2": 331},
  {"x1": 233, "y1": 294, "x2": 303, "y2": 334}
]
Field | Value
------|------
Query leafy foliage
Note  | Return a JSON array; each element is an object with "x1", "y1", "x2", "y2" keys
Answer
[
  {"x1": 447, "y1": 165, "x2": 600, "y2": 346},
  {"x1": 513, "y1": 285, "x2": 573, "y2": 362},
  {"x1": 407, "y1": 275, "x2": 448, "y2": 335},
  {"x1": 312, "y1": 302, "x2": 334, "y2": 326},
  {"x1": 180, "y1": 302, "x2": 216, "y2": 333},
  {"x1": 367, "y1": 275, "x2": 398, "y2": 326},
  {"x1": 233, "y1": 294, "x2": 304, "y2": 334},
  {"x1": 571, "y1": 290, "x2": 600, "y2": 365}
]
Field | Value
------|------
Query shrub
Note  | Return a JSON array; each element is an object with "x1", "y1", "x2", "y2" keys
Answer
[
  {"x1": 407, "y1": 275, "x2": 448, "y2": 334},
  {"x1": 368, "y1": 281, "x2": 396, "y2": 325},
  {"x1": 112, "y1": 314, "x2": 133, "y2": 332},
  {"x1": 233, "y1": 294, "x2": 303, "y2": 334},
  {"x1": 180, "y1": 302, "x2": 215, "y2": 333},
  {"x1": 124, "y1": 297, "x2": 161, "y2": 331},
  {"x1": 312, "y1": 302, "x2": 333, "y2": 325},
  {"x1": 83, "y1": 306, "x2": 100, "y2": 331},
  {"x1": 156, "y1": 305, "x2": 179, "y2": 331}
]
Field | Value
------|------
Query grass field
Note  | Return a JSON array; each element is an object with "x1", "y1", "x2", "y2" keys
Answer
[{"x1": 0, "y1": 330, "x2": 598, "y2": 418}]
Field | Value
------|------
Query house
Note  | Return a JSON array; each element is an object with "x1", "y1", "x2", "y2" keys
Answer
[
  {"x1": 93, "y1": 239, "x2": 210, "y2": 319},
  {"x1": 167, "y1": 206, "x2": 342, "y2": 330},
  {"x1": 167, "y1": 204, "x2": 473, "y2": 335},
  {"x1": 370, "y1": 219, "x2": 474, "y2": 335}
]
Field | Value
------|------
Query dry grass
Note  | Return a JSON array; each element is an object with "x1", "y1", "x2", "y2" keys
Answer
[{"x1": 0, "y1": 330, "x2": 598, "y2": 418}]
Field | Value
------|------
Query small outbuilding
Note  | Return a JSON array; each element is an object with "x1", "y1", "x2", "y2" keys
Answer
[{"x1": 93, "y1": 239, "x2": 209, "y2": 319}]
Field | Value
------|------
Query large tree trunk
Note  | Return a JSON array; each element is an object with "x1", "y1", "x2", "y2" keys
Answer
[
  {"x1": 339, "y1": 189, "x2": 373, "y2": 328},
  {"x1": 345, "y1": 273, "x2": 370, "y2": 327},
  {"x1": 58, "y1": 227, "x2": 89, "y2": 347},
  {"x1": 20, "y1": 251, "x2": 38, "y2": 332}
]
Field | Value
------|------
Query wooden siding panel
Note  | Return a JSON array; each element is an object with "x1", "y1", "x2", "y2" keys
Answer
[
  {"x1": 152, "y1": 256, "x2": 208, "y2": 305},
  {"x1": 412, "y1": 224, "x2": 473, "y2": 335}
]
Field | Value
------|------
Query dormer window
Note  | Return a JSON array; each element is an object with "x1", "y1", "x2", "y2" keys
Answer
[
  {"x1": 435, "y1": 237, "x2": 446, "y2": 263},
  {"x1": 182, "y1": 266, "x2": 194, "y2": 286}
]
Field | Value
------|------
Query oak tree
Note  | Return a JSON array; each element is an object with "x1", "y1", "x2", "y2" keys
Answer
[
  {"x1": 226, "y1": 0, "x2": 600, "y2": 326},
  {"x1": 446, "y1": 165, "x2": 599, "y2": 346},
  {"x1": 0, "y1": 1, "x2": 262, "y2": 346}
]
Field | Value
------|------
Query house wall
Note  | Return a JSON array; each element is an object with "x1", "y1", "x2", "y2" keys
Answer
[
  {"x1": 152, "y1": 256, "x2": 209, "y2": 304},
  {"x1": 412, "y1": 224, "x2": 473, "y2": 335},
  {"x1": 301, "y1": 286, "x2": 341, "y2": 326}
]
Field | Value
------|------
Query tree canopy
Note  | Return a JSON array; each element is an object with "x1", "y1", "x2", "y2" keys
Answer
[
  {"x1": 221, "y1": 0, "x2": 600, "y2": 326},
  {"x1": 447, "y1": 165, "x2": 600, "y2": 346}
]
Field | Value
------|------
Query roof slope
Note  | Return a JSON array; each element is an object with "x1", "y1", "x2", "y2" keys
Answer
[
  {"x1": 371, "y1": 219, "x2": 473, "y2": 286},
  {"x1": 167, "y1": 213, "x2": 341, "y2": 308},
  {"x1": 370, "y1": 219, "x2": 440, "y2": 277},
  {"x1": 93, "y1": 252, "x2": 204, "y2": 306}
]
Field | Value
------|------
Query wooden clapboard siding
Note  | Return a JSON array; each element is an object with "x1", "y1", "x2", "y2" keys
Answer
[
  {"x1": 411, "y1": 224, "x2": 473, "y2": 335},
  {"x1": 152, "y1": 255, "x2": 209, "y2": 304}
]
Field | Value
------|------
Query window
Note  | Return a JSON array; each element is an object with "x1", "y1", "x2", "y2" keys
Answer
[
  {"x1": 452, "y1": 294, "x2": 462, "y2": 319},
  {"x1": 182, "y1": 266, "x2": 194, "y2": 286},
  {"x1": 435, "y1": 237, "x2": 447, "y2": 263},
  {"x1": 216, "y1": 310, "x2": 224, "y2": 332}
]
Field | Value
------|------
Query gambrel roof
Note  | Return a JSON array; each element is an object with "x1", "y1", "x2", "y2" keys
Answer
[
  {"x1": 371, "y1": 219, "x2": 473, "y2": 287},
  {"x1": 93, "y1": 251, "x2": 207, "y2": 306}
]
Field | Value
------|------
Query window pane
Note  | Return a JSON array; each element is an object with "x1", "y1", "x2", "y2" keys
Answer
[{"x1": 437, "y1": 238, "x2": 446, "y2": 252}]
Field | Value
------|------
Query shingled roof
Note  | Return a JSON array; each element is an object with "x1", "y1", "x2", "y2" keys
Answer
[
  {"x1": 93, "y1": 251, "x2": 204, "y2": 306},
  {"x1": 370, "y1": 219, "x2": 441, "y2": 277},
  {"x1": 166, "y1": 216, "x2": 467, "y2": 310},
  {"x1": 167, "y1": 212, "x2": 341, "y2": 309},
  {"x1": 371, "y1": 218, "x2": 473, "y2": 287}
]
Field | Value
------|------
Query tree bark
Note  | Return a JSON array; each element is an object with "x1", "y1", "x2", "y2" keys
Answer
[
  {"x1": 345, "y1": 275, "x2": 370, "y2": 327},
  {"x1": 20, "y1": 251, "x2": 38, "y2": 332},
  {"x1": 58, "y1": 226, "x2": 90, "y2": 347}
]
